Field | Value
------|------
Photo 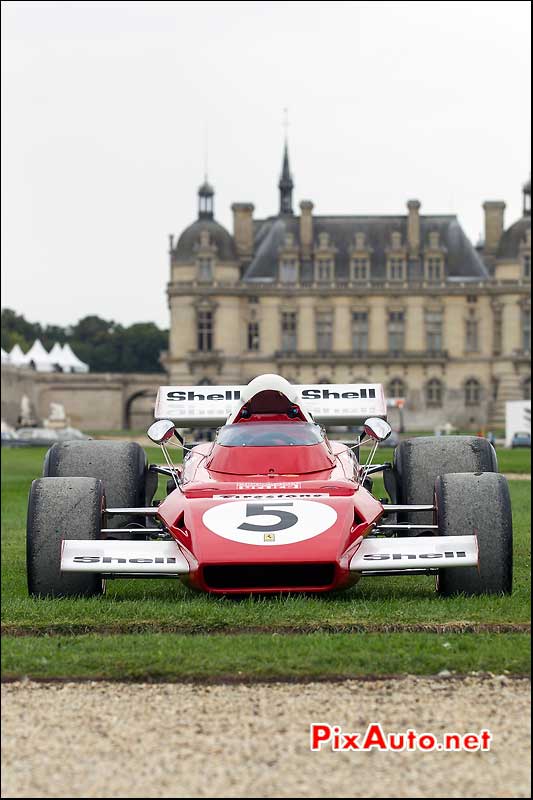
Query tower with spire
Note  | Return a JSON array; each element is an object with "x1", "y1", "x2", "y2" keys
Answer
[
  {"x1": 278, "y1": 143, "x2": 294, "y2": 216},
  {"x1": 198, "y1": 179, "x2": 214, "y2": 220}
]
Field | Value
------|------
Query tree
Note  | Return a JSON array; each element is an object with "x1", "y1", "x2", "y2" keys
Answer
[{"x1": 1, "y1": 308, "x2": 168, "y2": 373}]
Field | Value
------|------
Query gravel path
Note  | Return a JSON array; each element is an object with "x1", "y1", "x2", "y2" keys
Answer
[{"x1": 2, "y1": 677, "x2": 530, "y2": 798}]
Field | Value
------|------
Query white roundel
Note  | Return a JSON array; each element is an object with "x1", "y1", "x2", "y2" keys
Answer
[{"x1": 202, "y1": 499, "x2": 337, "y2": 546}]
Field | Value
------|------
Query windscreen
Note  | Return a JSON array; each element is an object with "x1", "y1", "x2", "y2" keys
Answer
[{"x1": 217, "y1": 422, "x2": 324, "y2": 447}]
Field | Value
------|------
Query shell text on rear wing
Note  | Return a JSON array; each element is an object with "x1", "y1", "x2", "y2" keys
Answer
[{"x1": 154, "y1": 383, "x2": 387, "y2": 428}]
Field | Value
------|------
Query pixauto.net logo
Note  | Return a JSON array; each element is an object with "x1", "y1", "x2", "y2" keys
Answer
[{"x1": 310, "y1": 723, "x2": 493, "y2": 752}]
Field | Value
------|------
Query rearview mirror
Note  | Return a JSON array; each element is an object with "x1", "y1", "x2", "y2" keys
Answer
[
  {"x1": 147, "y1": 419, "x2": 176, "y2": 445},
  {"x1": 363, "y1": 417, "x2": 392, "y2": 443}
]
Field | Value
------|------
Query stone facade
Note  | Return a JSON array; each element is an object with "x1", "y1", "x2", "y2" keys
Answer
[
  {"x1": 165, "y1": 154, "x2": 531, "y2": 430},
  {"x1": 0, "y1": 367, "x2": 163, "y2": 431}
]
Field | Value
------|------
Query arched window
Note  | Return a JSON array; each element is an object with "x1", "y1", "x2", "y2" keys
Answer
[
  {"x1": 465, "y1": 378, "x2": 481, "y2": 406},
  {"x1": 388, "y1": 378, "x2": 406, "y2": 399},
  {"x1": 426, "y1": 378, "x2": 443, "y2": 407}
]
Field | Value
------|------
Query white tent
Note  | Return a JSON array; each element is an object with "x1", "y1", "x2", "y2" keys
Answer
[
  {"x1": 1, "y1": 348, "x2": 10, "y2": 364},
  {"x1": 61, "y1": 343, "x2": 89, "y2": 373},
  {"x1": 48, "y1": 342, "x2": 66, "y2": 370},
  {"x1": 9, "y1": 343, "x2": 29, "y2": 367},
  {"x1": 24, "y1": 339, "x2": 55, "y2": 372}
]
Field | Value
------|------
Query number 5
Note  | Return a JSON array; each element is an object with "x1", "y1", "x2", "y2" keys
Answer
[{"x1": 238, "y1": 503, "x2": 298, "y2": 532}]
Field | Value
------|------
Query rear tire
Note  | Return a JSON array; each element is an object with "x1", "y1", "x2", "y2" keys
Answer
[
  {"x1": 43, "y1": 441, "x2": 148, "y2": 528},
  {"x1": 393, "y1": 436, "x2": 498, "y2": 528},
  {"x1": 435, "y1": 472, "x2": 512, "y2": 596},
  {"x1": 27, "y1": 477, "x2": 105, "y2": 598}
]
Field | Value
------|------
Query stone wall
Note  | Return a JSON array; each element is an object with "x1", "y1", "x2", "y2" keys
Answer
[{"x1": 1, "y1": 367, "x2": 164, "y2": 431}]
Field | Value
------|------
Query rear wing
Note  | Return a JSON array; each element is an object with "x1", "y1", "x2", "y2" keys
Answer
[{"x1": 154, "y1": 384, "x2": 387, "y2": 428}]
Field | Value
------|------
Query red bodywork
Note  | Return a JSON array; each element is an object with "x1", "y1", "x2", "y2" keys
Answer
[{"x1": 156, "y1": 419, "x2": 384, "y2": 594}]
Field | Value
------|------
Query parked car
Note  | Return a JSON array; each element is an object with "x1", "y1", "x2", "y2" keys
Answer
[
  {"x1": 15, "y1": 427, "x2": 88, "y2": 447},
  {"x1": 511, "y1": 432, "x2": 531, "y2": 448},
  {"x1": 1, "y1": 431, "x2": 26, "y2": 447}
]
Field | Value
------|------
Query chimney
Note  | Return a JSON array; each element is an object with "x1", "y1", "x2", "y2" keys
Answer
[
  {"x1": 483, "y1": 201, "x2": 506, "y2": 254},
  {"x1": 299, "y1": 200, "x2": 314, "y2": 258},
  {"x1": 407, "y1": 199, "x2": 421, "y2": 254},
  {"x1": 231, "y1": 203, "x2": 255, "y2": 258}
]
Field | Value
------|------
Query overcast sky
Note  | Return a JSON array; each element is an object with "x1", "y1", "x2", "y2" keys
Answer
[{"x1": 1, "y1": 0, "x2": 531, "y2": 329}]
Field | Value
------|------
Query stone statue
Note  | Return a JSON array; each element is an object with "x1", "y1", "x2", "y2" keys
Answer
[
  {"x1": 49, "y1": 402, "x2": 66, "y2": 422},
  {"x1": 43, "y1": 401, "x2": 69, "y2": 429},
  {"x1": 19, "y1": 394, "x2": 36, "y2": 427}
]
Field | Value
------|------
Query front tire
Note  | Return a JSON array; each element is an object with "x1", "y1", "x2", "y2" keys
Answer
[
  {"x1": 27, "y1": 477, "x2": 105, "y2": 598},
  {"x1": 435, "y1": 472, "x2": 512, "y2": 596}
]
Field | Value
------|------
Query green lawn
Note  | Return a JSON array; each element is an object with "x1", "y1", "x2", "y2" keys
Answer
[
  {"x1": 1, "y1": 445, "x2": 530, "y2": 679},
  {"x1": 2, "y1": 633, "x2": 529, "y2": 681}
]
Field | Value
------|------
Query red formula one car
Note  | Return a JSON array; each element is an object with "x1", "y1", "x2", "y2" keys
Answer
[{"x1": 27, "y1": 375, "x2": 512, "y2": 597}]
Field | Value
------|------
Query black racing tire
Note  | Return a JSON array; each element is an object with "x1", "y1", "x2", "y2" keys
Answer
[
  {"x1": 27, "y1": 477, "x2": 105, "y2": 598},
  {"x1": 435, "y1": 472, "x2": 512, "y2": 596},
  {"x1": 43, "y1": 441, "x2": 148, "y2": 528},
  {"x1": 393, "y1": 436, "x2": 498, "y2": 528}
]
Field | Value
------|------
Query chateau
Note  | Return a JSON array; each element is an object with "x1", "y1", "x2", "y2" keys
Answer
[{"x1": 165, "y1": 147, "x2": 531, "y2": 430}]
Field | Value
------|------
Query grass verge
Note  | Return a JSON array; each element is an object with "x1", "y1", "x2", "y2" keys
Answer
[{"x1": 2, "y1": 632, "x2": 530, "y2": 681}]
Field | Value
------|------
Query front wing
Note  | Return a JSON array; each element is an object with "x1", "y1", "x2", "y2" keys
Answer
[{"x1": 60, "y1": 535, "x2": 478, "y2": 576}]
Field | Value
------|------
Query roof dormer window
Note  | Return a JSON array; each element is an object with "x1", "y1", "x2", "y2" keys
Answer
[
  {"x1": 315, "y1": 258, "x2": 334, "y2": 283},
  {"x1": 388, "y1": 257, "x2": 406, "y2": 282},
  {"x1": 425, "y1": 256, "x2": 443, "y2": 282},
  {"x1": 351, "y1": 257, "x2": 369, "y2": 282},
  {"x1": 197, "y1": 257, "x2": 214, "y2": 282},
  {"x1": 279, "y1": 258, "x2": 298, "y2": 283}
]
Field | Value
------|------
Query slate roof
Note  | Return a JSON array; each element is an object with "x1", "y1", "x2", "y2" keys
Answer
[
  {"x1": 496, "y1": 215, "x2": 531, "y2": 259},
  {"x1": 243, "y1": 214, "x2": 488, "y2": 282},
  {"x1": 174, "y1": 218, "x2": 237, "y2": 262}
]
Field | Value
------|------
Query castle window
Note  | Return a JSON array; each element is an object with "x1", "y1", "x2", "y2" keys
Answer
[
  {"x1": 388, "y1": 258, "x2": 405, "y2": 282},
  {"x1": 316, "y1": 311, "x2": 333, "y2": 352},
  {"x1": 493, "y1": 305, "x2": 503, "y2": 356},
  {"x1": 522, "y1": 307, "x2": 531, "y2": 353},
  {"x1": 352, "y1": 311, "x2": 369, "y2": 354},
  {"x1": 247, "y1": 320, "x2": 260, "y2": 352},
  {"x1": 465, "y1": 378, "x2": 481, "y2": 406},
  {"x1": 281, "y1": 312, "x2": 297, "y2": 352},
  {"x1": 197, "y1": 310, "x2": 213, "y2": 352},
  {"x1": 316, "y1": 259, "x2": 334, "y2": 283},
  {"x1": 465, "y1": 314, "x2": 479, "y2": 352},
  {"x1": 426, "y1": 310, "x2": 443, "y2": 353},
  {"x1": 279, "y1": 259, "x2": 298, "y2": 283},
  {"x1": 388, "y1": 377, "x2": 406, "y2": 399},
  {"x1": 523, "y1": 376, "x2": 531, "y2": 400},
  {"x1": 426, "y1": 378, "x2": 443, "y2": 407},
  {"x1": 388, "y1": 310, "x2": 405, "y2": 353},
  {"x1": 351, "y1": 258, "x2": 369, "y2": 282},
  {"x1": 426, "y1": 257, "x2": 443, "y2": 282},
  {"x1": 197, "y1": 257, "x2": 213, "y2": 282},
  {"x1": 524, "y1": 254, "x2": 531, "y2": 281}
]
